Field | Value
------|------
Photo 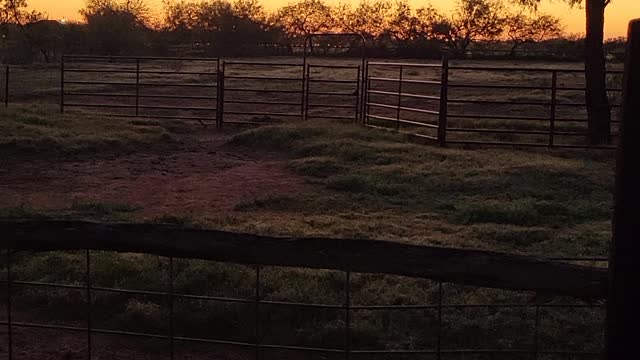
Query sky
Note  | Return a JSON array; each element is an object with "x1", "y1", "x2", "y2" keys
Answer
[{"x1": 29, "y1": 0, "x2": 640, "y2": 39}]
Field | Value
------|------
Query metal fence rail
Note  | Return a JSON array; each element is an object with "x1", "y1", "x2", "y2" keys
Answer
[
  {"x1": 363, "y1": 58, "x2": 623, "y2": 149},
  {"x1": 304, "y1": 64, "x2": 362, "y2": 122},
  {"x1": 365, "y1": 60, "x2": 447, "y2": 143},
  {"x1": 1, "y1": 54, "x2": 625, "y2": 149},
  {"x1": 0, "y1": 221, "x2": 608, "y2": 359},
  {"x1": 61, "y1": 56, "x2": 221, "y2": 127},
  {"x1": 221, "y1": 61, "x2": 305, "y2": 126}
]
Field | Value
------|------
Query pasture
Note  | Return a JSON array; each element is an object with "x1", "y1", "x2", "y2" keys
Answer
[{"x1": 0, "y1": 57, "x2": 617, "y2": 359}]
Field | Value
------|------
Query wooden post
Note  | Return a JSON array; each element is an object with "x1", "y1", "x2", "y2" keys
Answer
[
  {"x1": 605, "y1": 19, "x2": 640, "y2": 359},
  {"x1": 438, "y1": 53, "x2": 449, "y2": 146}
]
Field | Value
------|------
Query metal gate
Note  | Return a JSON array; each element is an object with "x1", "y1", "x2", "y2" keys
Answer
[
  {"x1": 220, "y1": 61, "x2": 305, "y2": 126},
  {"x1": 364, "y1": 60, "x2": 448, "y2": 143},
  {"x1": 302, "y1": 33, "x2": 366, "y2": 123},
  {"x1": 303, "y1": 63, "x2": 361, "y2": 122},
  {"x1": 61, "y1": 56, "x2": 220, "y2": 126}
]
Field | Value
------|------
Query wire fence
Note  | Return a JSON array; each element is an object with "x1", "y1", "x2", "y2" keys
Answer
[{"x1": 0, "y1": 222, "x2": 609, "y2": 359}]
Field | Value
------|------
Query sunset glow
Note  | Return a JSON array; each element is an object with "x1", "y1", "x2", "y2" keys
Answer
[{"x1": 29, "y1": 0, "x2": 639, "y2": 38}]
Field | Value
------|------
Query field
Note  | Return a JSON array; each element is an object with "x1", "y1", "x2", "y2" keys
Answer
[{"x1": 0, "y1": 57, "x2": 617, "y2": 359}]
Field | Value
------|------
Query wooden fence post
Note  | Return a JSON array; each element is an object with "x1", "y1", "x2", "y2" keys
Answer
[
  {"x1": 605, "y1": 18, "x2": 640, "y2": 359},
  {"x1": 438, "y1": 53, "x2": 449, "y2": 146}
]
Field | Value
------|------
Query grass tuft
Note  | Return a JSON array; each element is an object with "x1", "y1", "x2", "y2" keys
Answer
[{"x1": 0, "y1": 105, "x2": 176, "y2": 158}]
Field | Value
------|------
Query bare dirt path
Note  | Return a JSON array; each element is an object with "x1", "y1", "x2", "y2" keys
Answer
[{"x1": 0, "y1": 131, "x2": 308, "y2": 219}]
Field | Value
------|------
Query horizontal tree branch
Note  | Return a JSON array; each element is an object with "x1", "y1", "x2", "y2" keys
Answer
[{"x1": 0, "y1": 220, "x2": 607, "y2": 299}]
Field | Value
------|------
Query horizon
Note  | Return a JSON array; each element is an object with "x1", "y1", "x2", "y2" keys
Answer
[{"x1": 30, "y1": 0, "x2": 639, "y2": 39}]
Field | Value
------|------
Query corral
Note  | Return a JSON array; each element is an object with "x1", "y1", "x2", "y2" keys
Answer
[
  {"x1": 0, "y1": 42, "x2": 627, "y2": 359},
  {"x1": 2, "y1": 52, "x2": 623, "y2": 148}
]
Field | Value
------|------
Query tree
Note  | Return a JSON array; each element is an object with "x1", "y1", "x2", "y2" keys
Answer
[
  {"x1": 163, "y1": 0, "x2": 280, "y2": 55},
  {"x1": 24, "y1": 19, "x2": 65, "y2": 62},
  {"x1": 273, "y1": 0, "x2": 334, "y2": 38},
  {"x1": 432, "y1": 0, "x2": 506, "y2": 57},
  {"x1": 334, "y1": 0, "x2": 394, "y2": 39},
  {"x1": 1, "y1": 0, "x2": 49, "y2": 62},
  {"x1": 515, "y1": 0, "x2": 611, "y2": 144},
  {"x1": 80, "y1": 0, "x2": 150, "y2": 55},
  {"x1": 1, "y1": 0, "x2": 40, "y2": 25},
  {"x1": 504, "y1": 12, "x2": 564, "y2": 56}
]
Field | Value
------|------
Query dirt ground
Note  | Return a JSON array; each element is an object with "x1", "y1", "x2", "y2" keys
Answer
[
  {"x1": 0, "y1": 129, "x2": 313, "y2": 358},
  {"x1": 0, "y1": 130, "x2": 310, "y2": 220}
]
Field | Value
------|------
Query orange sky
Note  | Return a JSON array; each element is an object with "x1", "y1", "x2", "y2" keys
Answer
[{"x1": 30, "y1": 0, "x2": 639, "y2": 38}]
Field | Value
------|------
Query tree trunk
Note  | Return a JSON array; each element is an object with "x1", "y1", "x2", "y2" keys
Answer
[{"x1": 585, "y1": 0, "x2": 611, "y2": 145}]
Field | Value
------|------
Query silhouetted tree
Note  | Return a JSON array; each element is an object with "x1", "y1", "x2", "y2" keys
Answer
[
  {"x1": 432, "y1": 0, "x2": 506, "y2": 57},
  {"x1": 24, "y1": 19, "x2": 65, "y2": 62},
  {"x1": 80, "y1": 0, "x2": 150, "y2": 55},
  {"x1": 163, "y1": 0, "x2": 280, "y2": 55},
  {"x1": 273, "y1": 0, "x2": 333, "y2": 38},
  {"x1": 504, "y1": 12, "x2": 563, "y2": 56}
]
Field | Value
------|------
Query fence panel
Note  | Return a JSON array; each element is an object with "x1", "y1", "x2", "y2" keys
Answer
[
  {"x1": 304, "y1": 64, "x2": 361, "y2": 122},
  {"x1": 0, "y1": 221, "x2": 609, "y2": 360},
  {"x1": 364, "y1": 59, "x2": 623, "y2": 149},
  {"x1": 221, "y1": 61, "x2": 305, "y2": 125},
  {"x1": 62, "y1": 56, "x2": 220, "y2": 126},
  {"x1": 365, "y1": 61, "x2": 443, "y2": 142},
  {"x1": 0, "y1": 64, "x2": 59, "y2": 108},
  {"x1": 0, "y1": 55, "x2": 627, "y2": 151}
]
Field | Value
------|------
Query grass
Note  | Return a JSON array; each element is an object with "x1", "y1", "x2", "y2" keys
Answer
[
  {"x1": 0, "y1": 201, "x2": 140, "y2": 222},
  {"x1": 229, "y1": 120, "x2": 614, "y2": 257},
  {"x1": 0, "y1": 105, "x2": 177, "y2": 158}
]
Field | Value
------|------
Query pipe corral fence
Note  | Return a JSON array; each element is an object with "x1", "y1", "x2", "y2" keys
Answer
[{"x1": 1, "y1": 34, "x2": 625, "y2": 150}]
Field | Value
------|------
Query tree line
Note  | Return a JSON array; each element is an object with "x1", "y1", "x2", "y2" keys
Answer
[{"x1": 1, "y1": 0, "x2": 577, "y2": 61}]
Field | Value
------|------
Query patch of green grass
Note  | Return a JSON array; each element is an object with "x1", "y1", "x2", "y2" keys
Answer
[
  {"x1": 231, "y1": 120, "x2": 614, "y2": 257},
  {"x1": 0, "y1": 105, "x2": 176, "y2": 158}
]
